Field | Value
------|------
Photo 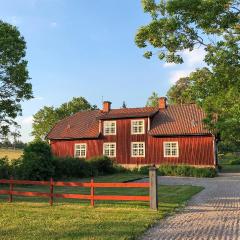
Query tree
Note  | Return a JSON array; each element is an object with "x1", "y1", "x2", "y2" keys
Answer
[
  {"x1": 32, "y1": 97, "x2": 96, "y2": 141},
  {"x1": 0, "y1": 21, "x2": 32, "y2": 137},
  {"x1": 167, "y1": 77, "x2": 195, "y2": 104},
  {"x1": 121, "y1": 101, "x2": 127, "y2": 108},
  {"x1": 146, "y1": 92, "x2": 159, "y2": 107},
  {"x1": 136, "y1": 0, "x2": 240, "y2": 146}
]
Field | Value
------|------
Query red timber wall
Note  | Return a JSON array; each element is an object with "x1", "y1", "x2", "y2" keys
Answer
[{"x1": 50, "y1": 118, "x2": 215, "y2": 167}]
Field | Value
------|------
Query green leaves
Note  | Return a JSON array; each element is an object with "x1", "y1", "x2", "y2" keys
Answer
[
  {"x1": 0, "y1": 20, "x2": 33, "y2": 138},
  {"x1": 137, "y1": 0, "x2": 240, "y2": 147}
]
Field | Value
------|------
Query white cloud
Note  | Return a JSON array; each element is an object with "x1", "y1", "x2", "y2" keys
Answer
[
  {"x1": 21, "y1": 116, "x2": 33, "y2": 125},
  {"x1": 163, "y1": 48, "x2": 206, "y2": 68},
  {"x1": 169, "y1": 70, "x2": 192, "y2": 84},
  {"x1": 50, "y1": 22, "x2": 57, "y2": 28}
]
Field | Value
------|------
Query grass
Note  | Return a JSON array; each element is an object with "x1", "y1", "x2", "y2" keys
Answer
[
  {"x1": 0, "y1": 174, "x2": 203, "y2": 240},
  {"x1": 0, "y1": 148, "x2": 23, "y2": 160},
  {"x1": 218, "y1": 152, "x2": 240, "y2": 173}
]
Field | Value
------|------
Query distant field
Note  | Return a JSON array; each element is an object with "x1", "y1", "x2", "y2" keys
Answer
[{"x1": 0, "y1": 148, "x2": 23, "y2": 160}]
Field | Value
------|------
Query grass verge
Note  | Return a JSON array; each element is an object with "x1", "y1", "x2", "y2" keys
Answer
[{"x1": 0, "y1": 174, "x2": 203, "y2": 240}]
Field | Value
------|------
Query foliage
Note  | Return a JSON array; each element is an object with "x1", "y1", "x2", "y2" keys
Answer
[
  {"x1": 0, "y1": 20, "x2": 33, "y2": 137},
  {"x1": 158, "y1": 165, "x2": 217, "y2": 178},
  {"x1": 135, "y1": 0, "x2": 240, "y2": 146},
  {"x1": 53, "y1": 157, "x2": 91, "y2": 179},
  {"x1": 230, "y1": 159, "x2": 240, "y2": 165},
  {"x1": 167, "y1": 77, "x2": 196, "y2": 104},
  {"x1": 89, "y1": 156, "x2": 115, "y2": 176},
  {"x1": 0, "y1": 157, "x2": 10, "y2": 178},
  {"x1": 146, "y1": 91, "x2": 159, "y2": 107},
  {"x1": 19, "y1": 141, "x2": 54, "y2": 180},
  {"x1": 53, "y1": 156, "x2": 116, "y2": 179},
  {"x1": 32, "y1": 97, "x2": 97, "y2": 141}
]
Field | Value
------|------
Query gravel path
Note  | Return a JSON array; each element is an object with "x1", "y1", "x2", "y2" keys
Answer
[{"x1": 140, "y1": 173, "x2": 240, "y2": 240}]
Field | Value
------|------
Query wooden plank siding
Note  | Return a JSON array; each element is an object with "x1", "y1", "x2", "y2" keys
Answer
[{"x1": 50, "y1": 118, "x2": 215, "y2": 167}]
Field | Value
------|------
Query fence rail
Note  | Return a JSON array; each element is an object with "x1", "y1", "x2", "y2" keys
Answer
[{"x1": 0, "y1": 177, "x2": 150, "y2": 207}]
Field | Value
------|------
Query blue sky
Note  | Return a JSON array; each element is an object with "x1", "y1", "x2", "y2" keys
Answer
[{"x1": 0, "y1": 0, "x2": 205, "y2": 142}]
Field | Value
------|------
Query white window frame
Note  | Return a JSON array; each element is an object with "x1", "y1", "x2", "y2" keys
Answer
[
  {"x1": 103, "y1": 142, "x2": 116, "y2": 158},
  {"x1": 131, "y1": 119, "x2": 145, "y2": 135},
  {"x1": 163, "y1": 142, "x2": 179, "y2": 157},
  {"x1": 74, "y1": 143, "x2": 87, "y2": 158},
  {"x1": 103, "y1": 121, "x2": 116, "y2": 135},
  {"x1": 131, "y1": 142, "x2": 145, "y2": 157}
]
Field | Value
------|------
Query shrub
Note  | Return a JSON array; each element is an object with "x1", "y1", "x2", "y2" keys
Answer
[
  {"x1": 158, "y1": 165, "x2": 217, "y2": 178},
  {"x1": 89, "y1": 156, "x2": 115, "y2": 176},
  {"x1": 20, "y1": 141, "x2": 54, "y2": 180},
  {"x1": 53, "y1": 157, "x2": 91, "y2": 179},
  {"x1": 229, "y1": 159, "x2": 240, "y2": 165},
  {"x1": 138, "y1": 166, "x2": 150, "y2": 175},
  {"x1": 0, "y1": 157, "x2": 10, "y2": 178}
]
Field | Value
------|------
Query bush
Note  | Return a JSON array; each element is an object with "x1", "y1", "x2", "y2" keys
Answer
[
  {"x1": 89, "y1": 156, "x2": 115, "y2": 176},
  {"x1": 0, "y1": 157, "x2": 10, "y2": 178},
  {"x1": 53, "y1": 157, "x2": 91, "y2": 179},
  {"x1": 229, "y1": 159, "x2": 240, "y2": 165},
  {"x1": 20, "y1": 141, "x2": 54, "y2": 180},
  {"x1": 158, "y1": 165, "x2": 217, "y2": 178}
]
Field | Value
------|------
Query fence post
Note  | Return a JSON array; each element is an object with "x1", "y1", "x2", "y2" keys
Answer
[
  {"x1": 90, "y1": 178, "x2": 94, "y2": 207},
  {"x1": 149, "y1": 166, "x2": 158, "y2": 210},
  {"x1": 9, "y1": 176, "x2": 13, "y2": 203},
  {"x1": 50, "y1": 177, "x2": 54, "y2": 206}
]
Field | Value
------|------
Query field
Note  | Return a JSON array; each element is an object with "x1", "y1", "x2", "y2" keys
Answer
[
  {"x1": 218, "y1": 152, "x2": 240, "y2": 173},
  {"x1": 0, "y1": 148, "x2": 23, "y2": 160},
  {"x1": 0, "y1": 174, "x2": 203, "y2": 240}
]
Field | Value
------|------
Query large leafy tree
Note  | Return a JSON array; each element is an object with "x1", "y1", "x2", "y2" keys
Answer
[
  {"x1": 0, "y1": 21, "x2": 32, "y2": 137},
  {"x1": 146, "y1": 91, "x2": 159, "y2": 107},
  {"x1": 32, "y1": 97, "x2": 97, "y2": 141},
  {"x1": 135, "y1": 0, "x2": 240, "y2": 147}
]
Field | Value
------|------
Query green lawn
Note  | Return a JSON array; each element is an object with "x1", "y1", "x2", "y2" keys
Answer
[
  {"x1": 0, "y1": 174, "x2": 203, "y2": 240},
  {"x1": 218, "y1": 152, "x2": 240, "y2": 173}
]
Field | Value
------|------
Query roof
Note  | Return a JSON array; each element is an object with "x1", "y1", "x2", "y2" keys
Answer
[
  {"x1": 98, "y1": 107, "x2": 158, "y2": 120},
  {"x1": 47, "y1": 104, "x2": 211, "y2": 140},
  {"x1": 47, "y1": 110, "x2": 101, "y2": 140},
  {"x1": 149, "y1": 104, "x2": 211, "y2": 136}
]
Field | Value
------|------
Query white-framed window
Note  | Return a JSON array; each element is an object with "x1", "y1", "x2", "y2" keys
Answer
[
  {"x1": 74, "y1": 143, "x2": 87, "y2": 158},
  {"x1": 131, "y1": 142, "x2": 145, "y2": 157},
  {"x1": 103, "y1": 142, "x2": 116, "y2": 157},
  {"x1": 131, "y1": 119, "x2": 145, "y2": 134},
  {"x1": 164, "y1": 142, "x2": 179, "y2": 157},
  {"x1": 103, "y1": 121, "x2": 116, "y2": 135}
]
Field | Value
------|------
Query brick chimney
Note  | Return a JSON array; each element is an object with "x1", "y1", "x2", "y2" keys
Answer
[
  {"x1": 158, "y1": 97, "x2": 167, "y2": 109},
  {"x1": 102, "y1": 101, "x2": 111, "y2": 112}
]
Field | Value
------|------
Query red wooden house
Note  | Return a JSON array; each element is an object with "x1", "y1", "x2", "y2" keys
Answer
[{"x1": 47, "y1": 98, "x2": 217, "y2": 168}]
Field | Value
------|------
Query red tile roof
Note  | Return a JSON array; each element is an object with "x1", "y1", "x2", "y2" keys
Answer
[
  {"x1": 98, "y1": 107, "x2": 158, "y2": 120},
  {"x1": 47, "y1": 104, "x2": 211, "y2": 140},
  {"x1": 149, "y1": 104, "x2": 211, "y2": 136}
]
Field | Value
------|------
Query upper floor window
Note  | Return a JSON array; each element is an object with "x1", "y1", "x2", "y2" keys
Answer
[
  {"x1": 74, "y1": 143, "x2": 87, "y2": 158},
  {"x1": 131, "y1": 142, "x2": 145, "y2": 157},
  {"x1": 104, "y1": 121, "x2": 116, "y2": 135},
  {"x1": 103, "y1": 142, "x2": 116, "y2": 157},
  {"x1": 164, "y1": 142, "x2": 179, "y2": 157},
  {"x1": 131, "y1": 119, "x2": 145, "y2": 134}
]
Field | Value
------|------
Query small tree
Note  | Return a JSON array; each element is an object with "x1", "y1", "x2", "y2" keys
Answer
[
  {"x1": 20, "y1": 141, "x2": 54, "y2": 180},
  {"x1": 146, "y1": 92, "x2": 159, "y2": 107}
]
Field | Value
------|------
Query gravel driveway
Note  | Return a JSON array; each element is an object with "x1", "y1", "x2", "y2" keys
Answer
[{"x1": 140, "y1": 173, "x2": 240, "y2": 240}]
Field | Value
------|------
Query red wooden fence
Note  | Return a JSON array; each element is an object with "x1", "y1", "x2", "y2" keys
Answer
[{"x1": 0, "y1": 177, "x2": 150, "y2": 207}]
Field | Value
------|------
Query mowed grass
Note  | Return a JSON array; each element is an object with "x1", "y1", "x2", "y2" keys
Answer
[
  {"x1": 0, "y1": 174, "x2": 203, "y2": 240},
  {"x1": 0, "y1": 148, "x2": 23, "y2": 160},
  {"x1": 219, "y1": 153, "x2": 240, "y2": 173}
]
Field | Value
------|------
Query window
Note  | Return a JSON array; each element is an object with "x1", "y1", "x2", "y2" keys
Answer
[
  {"x1": 131, "y1": 119, "x2": 145, "y2": 134},
  {"x1": 131, "y1": 142, "x2": 145, "y2": 157},
  {"x1": 164, "y1": 142, "x2": 179, "y2": 157},
  {"x1": 74, "y1": 143, "x2": 87, "y2": 158},
  {"x1": 103, "y1": 143, "x2": 116, "y2": 157},
  {"x1": 104, "y1": 121, "x2": 116, "y2": 135}
]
